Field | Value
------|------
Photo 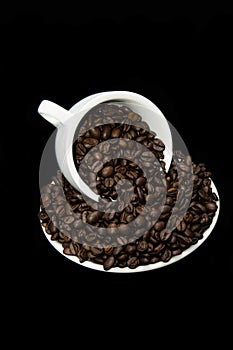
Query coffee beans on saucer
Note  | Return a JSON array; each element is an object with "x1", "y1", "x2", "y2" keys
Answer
[{"x1": 39, "y1": 103, "x2": 218, "y2": 271}]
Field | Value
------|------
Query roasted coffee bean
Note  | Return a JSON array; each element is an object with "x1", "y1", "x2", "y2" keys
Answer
[
  {"x1": 126, "y1": 170, "x2": 138, "y2": 179},
  {"x1": 124, "y1": 244, "x2": 137, "y2": 255},
  {"x1": 118, "y1": 253, "x2": 128, "y2": 261},
  {"x1": 89, "y1": 127, "x2": 101, "y2": 139},
  {"x1": 87, "y1": 211, "x2": 103, "y2": 224},
  {"x1": 90, "y1": 247, "x2": 103, "y2": 255},
  {"x1": 137, "y1": 240, "x2": 148, "y2": 252},
  {"x1": 176, "y1": 220, "x2": 186, "y2": 232},
  {"x1": 105, "y1": 246, "x2": 114, "y2": 255},
  {"x1": 153, "y1": 139, "x2": 165, "y2": 152},
  {"x1": 104, "y1": 256, "x2": 115, "y2": 270},
  {"x1": 205, "y1": 202, "x2": 217, "y2": 212},
  {"x1": 154, "y1": 243, "x2": 165, "y2": 254},
  {"x1": 104, "y1": 178, "x2": 115, "y2": 188},
  {"x1": 161, "y1": 249, "x2": 172, "y2": 262},
  {"x1": 172, "y1": 249, "x2": 182, "y2": 256},
  {"x1": 112, "y1": 246, "x2": 123, "y2": 256},
  {"x1": 159, "y1": 230, "x2": 172, "y2": 241},
  {"x1": 117, "y1": 236, "x2": 128, "y2": 245},
  {"x1": 198, "y1": 189, "x2": 210, "y2": 201},
  {"x1": 127, "y1": 111, "x2": 141, "y2": 121},
  {"x1": 162, "y1": 205, "x2": 172, "y2": 214},
  {"x1": 154, "y1": 220, "x2": 165, "y2": 231},
  {"x1": 49, "y1": 221, "x2": 58, "y2": 234},
  {"x1": 111, "y1": 127, "x2": 122, "y2": 138},
  {"x1": 183, "y1": 212, "x2": 193, "y2": 223},
  {"x1": 184, "y1": 228, "x2": 194, "y2": 238},
  {"x1": 140, "y1": 257, "x2": 150, "y2": 265},
  {"x1": 137, "y1": 187, "x2": 144, "y2": 203},
  {"x1": 76, "y1": 143, "x2": 86, "y2": 156},
  {"x1": 135, "y1": 177, "x2": 146, "y2": 186},
  {"x1": 127, "y1": 256, "x2": 139, "y2": 269},
  {"x1": 101, "y1": 166, "x2": 114, "y2": 177},
  {"x1": 200, "y1": 213, "x2": 210, "y2": 224},
  {"x1": 83, "y1": 138, "x2": 99, "y2": 148},
  {"x1": 102, "y1": 125, "x2": 112, "y2": 139},
  {"x1": 175, "y1": 234, "x2": 192, "y2": 245}
]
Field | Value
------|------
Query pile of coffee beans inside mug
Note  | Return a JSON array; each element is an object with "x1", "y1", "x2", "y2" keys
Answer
[{"x1": 39, "y1": 103, "x2": 218, "y2": 270}]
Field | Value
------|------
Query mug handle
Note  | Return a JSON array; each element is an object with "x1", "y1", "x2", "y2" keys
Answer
[{"x1": 38, "y1": 100, "x2": 73, "y2": 127}]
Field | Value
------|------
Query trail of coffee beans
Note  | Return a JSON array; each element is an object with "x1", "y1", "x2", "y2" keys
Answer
[{"x1": 39, "y1": 104, "x2": 218, "y2": 270}]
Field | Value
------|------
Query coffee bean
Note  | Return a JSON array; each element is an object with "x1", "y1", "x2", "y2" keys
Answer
[
  {"x1": 112, "y1": 246, "x2": 123, "y2": 256},
  {"x1": 153, "y1": 139, "x2": 165, "y2": 152},
  {"x1": 118, "y1": 253, "x2": 128, "y2": 261},
  {"x1": 175, "y1": 234, "x2": 192, "y2": 245},
  {"x1": 183, "y1": 212, "x2": 193, "y2": 223},
  {"x1": 90, "y1": 247, "x2": 103, "y2": 255},
  {"x1": 154, "y1": 243, "x2": 165, "y2": 254},
  {"x1": 101, "y1": 166, "x2": 114, "y2": 177},
  {"x1": 104, "y1": 178, "x2": 115, "y2": 188},
  {"x1": 176, "y1": 220, "x2": 186, "y2": 232},
  {"x1": 184, "y1": 228, "x2": 194, "y2": 238},
  {"x1": 102, "y1": 125, "x2": 112, "y2": 139},
  {"x1": 127, "y1": 256, "x2": 139, "y2": 269},
  {"x1": 83, "y1": 138, "x2": 99, "y2": 148},
  {"x1": 105, "y1": 246, "x2": 114, "y2": 255},
  {"x1": 127, "y1": 111, "x2": 141, "y2": 121},
  {"x1": 111, "y1": 128, "x2": 122, "y2": 138},
  {"x1": 55, "y1": 205, "x2": 65, "y2": 217},
  {"x1": 76, "y1": 143, "x2": 87, "y2": 156},
  {"x1": 200, "y1": 213, "x2": 210, "y2": 224},
  {"x1": 159, "y1": 230, "x2": 172, "y2": 241},
  {"x1": 126, "y1": 170, "x2": 138, "y2": 179},
  {"x1": 49, "y1": 221, "x2": 58, "y2": 234},
  {"x1": 39, "y1": 211, "x2": 49, "y2": 221},
  {"x1": 205, "y1": 202, "x2": 217, "y2": 212},
  {"x1": 161, "y1": 249, "x2": 172, "y2": 262},
  {"x1": 89, "y1": 127, "x2": 101, "y2": 139},
  {"x1": 137, "y1": 240, "x2": 148, "y2": 252},
  {"x1": 125, "y1": 244, "x2": 137, "y2": 255},
  {"x1": 117, "y1": 236, "x2": 128, "y2": 245},
  {"x1": 135, "y1": 177, "x2": 146, "y2": 186},
  {"x1": 104, "y1": 256, "x2": 115, "y2": 270},
  {"x1": 154, "y1": 221, "x2": 165, "y2": 231},
  {"x1": 87, "y1": 211, "x2": 103, "y2": 224},
  {"x1": 162, "y1": 205, "x2": 172, "y2": 214},
  {"x1": 137, "y1": 187, "x2": 144, "y2": 203}
]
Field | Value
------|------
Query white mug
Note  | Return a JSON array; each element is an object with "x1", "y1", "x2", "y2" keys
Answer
[{"x1": 38, "y1": 91, "x2": 173, "y2": 202}]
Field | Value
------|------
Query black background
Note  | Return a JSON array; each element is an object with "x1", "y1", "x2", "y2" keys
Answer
[{"x1": 1, "y1": 3, "x2": 232, "y2": 333}]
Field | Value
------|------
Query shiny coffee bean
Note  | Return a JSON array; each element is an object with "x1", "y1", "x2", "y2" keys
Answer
[
  {"x1": 101, "y1": 166, "x2": 114, "y2": 177},
  {"x1": 103, "y1": 256, "x2": 115, "y2": 270}
]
